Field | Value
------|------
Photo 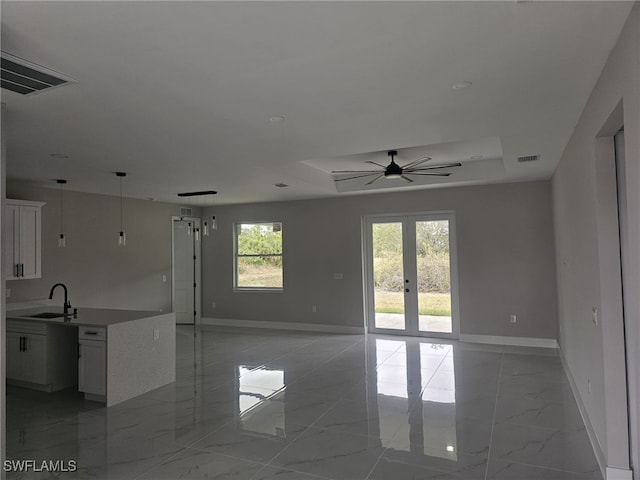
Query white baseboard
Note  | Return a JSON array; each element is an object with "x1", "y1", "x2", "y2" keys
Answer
[
  {"x1": 200, "y1": 317, "x2": 365, "y2": 335},
  {"x1": 605, "y1": 467, "x2": 633, "y2": 480},
  {"x1": 560, "y1": 352, "x2": 607, "y2": 478},
  {"x1": 560, "y1": 354, "x2": 633, "y2": 480},
  {"x1": 459, "y1": 334, "x2": 559, "y2": 349}
]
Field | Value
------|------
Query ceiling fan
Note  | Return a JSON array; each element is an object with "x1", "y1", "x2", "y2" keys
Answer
[{"x1": 332, "y1": 150, "x2": 462, "y2": 185}]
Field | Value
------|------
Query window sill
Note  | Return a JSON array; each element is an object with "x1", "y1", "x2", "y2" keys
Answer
[{"x1": 233, "y1": 287, "x2": 284, "y2": 293}]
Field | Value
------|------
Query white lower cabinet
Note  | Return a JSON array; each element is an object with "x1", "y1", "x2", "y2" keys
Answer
[
  {"x1": 6, "y1": 320, "x2": 77, "y2": 391},
  {"x1": 78, "y1": 327, "x2": 106, "y2": 397}
]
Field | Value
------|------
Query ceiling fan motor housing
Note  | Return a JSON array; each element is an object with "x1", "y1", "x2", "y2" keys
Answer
[{"x1": 385, "y1": 150, "x2": 402, "y2": 178}]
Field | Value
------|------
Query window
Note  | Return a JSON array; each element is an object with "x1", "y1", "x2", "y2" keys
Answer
[{"x1": 234, "y1": 222, "x2": 283, "y2": 290}]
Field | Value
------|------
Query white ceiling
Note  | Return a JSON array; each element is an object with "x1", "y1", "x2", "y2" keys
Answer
[{"x1": 1, "y1": 1, "x2": 634, "y2": 206}]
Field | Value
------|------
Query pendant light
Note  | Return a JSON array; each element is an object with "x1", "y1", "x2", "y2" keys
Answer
[
  {"x1": 203, "y1": 215, "x2": 217, "y2": 237},
  {"x1": 116, "y1": 172, "x2": 127, "y2": 247},
  {"x1": 56, "y1": 179, "x2": 67, "y2": 248}
]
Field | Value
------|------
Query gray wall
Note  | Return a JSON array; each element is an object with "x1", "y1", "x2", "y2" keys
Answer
[
  {"x1": 1, "y1": 104, "x2": 7, "y2": 474},
  {"x1": 552, "y1": 4, "x2": 639, "y2": 475},
  {"x1": 202, "y1": 180, "x2": 558, "y2": 340},
  {"x1": 6, "y1": 183, "x2": 198, "y2": 312}
]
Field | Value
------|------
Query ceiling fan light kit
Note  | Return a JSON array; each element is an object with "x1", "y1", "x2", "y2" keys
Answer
[{"x1": 332, "y1": 150, "x2": 462, "y2": 185}]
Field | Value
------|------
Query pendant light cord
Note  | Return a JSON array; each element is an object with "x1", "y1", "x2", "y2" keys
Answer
[
  {"x1": 119, "y1": 175, "x2": 124, "y2": 232},
  {"x1": 60, "y1": 182, "x2": 64, "y2": 233}
]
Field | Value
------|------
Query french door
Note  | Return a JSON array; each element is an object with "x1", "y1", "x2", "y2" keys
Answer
[{"x1": 364, "y1": 213, "x2": 459, "y2": 338}]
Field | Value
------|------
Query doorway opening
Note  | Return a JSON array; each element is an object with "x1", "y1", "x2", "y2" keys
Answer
[
  {"x1": 172, "y1": 217, "x2": 201, "y2": 325},
  {"x1": 364, "y1": 213, "x2": 460, "y2": 338}
]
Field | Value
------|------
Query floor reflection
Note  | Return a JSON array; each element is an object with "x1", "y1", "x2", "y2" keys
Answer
[
  {"x1": 373, "y1": 338, "x2": 457, "y2": 460},
  {"x1": 237, "y1": 365, "x2": 285, "y2": 437}
]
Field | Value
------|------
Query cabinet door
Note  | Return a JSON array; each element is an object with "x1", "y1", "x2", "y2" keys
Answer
[
  {"x1": 79, "y1": 341, "x2": 106, "y2": 396},
  {"x1": 6, "y1": 331, "x2": 24, "y2": 380},
  {"x1": 18, "y1": 206, "x2": 41, "y2": 279},
  {"x1": 4, "y1": 205, "x2": 19, "y2": 279},
  {"x1": 23, "y1": 334, "x2": 47, "y2": 385}
]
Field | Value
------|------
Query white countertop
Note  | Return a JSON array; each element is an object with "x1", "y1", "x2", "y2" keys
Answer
[{"x1": 7, "y1": 306, "x2": 166, "y2": 327}]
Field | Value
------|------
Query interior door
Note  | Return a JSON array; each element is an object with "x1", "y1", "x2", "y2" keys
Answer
[
  {"x1": 172, "y1": 218, "x2": 199, "y2": 325},
  {"x1": 365, "y1": 213, "x2": 459, "y2": 338}
]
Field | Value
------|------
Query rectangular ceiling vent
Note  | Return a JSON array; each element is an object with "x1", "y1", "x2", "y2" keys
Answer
[
  {"x1": 180, "y1": 208, "x2": 193, "y2": 217},
  {"x1": 1, "y1": 51, "x2": 76, "y2": 95},
  {"x1": 517, "y1": 154, "x2": 540, "y2": 163}
]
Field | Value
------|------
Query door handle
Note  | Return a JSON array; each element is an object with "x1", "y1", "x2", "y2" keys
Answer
[
  {"x1": 19, "y1": 264, "x2": 24, "y2": 277},
  {"x1": 14, "y1": 264, "x2": 18, "y2": 277}
]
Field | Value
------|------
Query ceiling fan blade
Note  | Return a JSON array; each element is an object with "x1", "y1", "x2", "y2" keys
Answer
[
  {"x1": 331, "y1": 169, "x2": 381, "y2": 174},
  {"x1": 408, "y1": 172, "x2": 452, "y2": 177},
  {"x1": 334, "y1": 172, "x2": 383, "y2": 182},
  {"x1": 365, "y1": 173, "x2": 385, "y2": 185},
  {"x1": 401, "y1": 175, "x2": 414, "y2": 183},
  {"x1": 401, "y1": 156, "x2": 431, "y2": 169},
  {"x1": 407, "y1": 162, "x2": 462, "y2": 172},
  {"x1": 365, "y1": 160, "x2": 387, "y2": 168}
]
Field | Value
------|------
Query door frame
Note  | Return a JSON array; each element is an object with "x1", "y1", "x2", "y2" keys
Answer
[
  {"x1": 363, "y1": 211, "x2": 460, "y2": 339},
  {"x1": 171, "y1": 216, "x2": 202, "y2": 325}
]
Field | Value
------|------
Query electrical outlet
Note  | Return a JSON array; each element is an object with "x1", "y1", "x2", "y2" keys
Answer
[
  {"x1": 211, "y1": 302, "x2": 216, "y2": 309},
  {"x1": 510, "y1": 314, "x2": 517, "y2": 324},
  {"x1": 5, "y1": 288, "x2": 10, "y2": 297},
  {"x1": 333, "y1": 273, "x2": 343, "y2": 280},
  {"x1": 312, "y1": 305, "x2": 317, "y2": 313},
  {"x1": 153, "y1": 329, "x2": 160, "y2": 341},
  {"x1": 592, "y1": 307, "x2": 598, "y2": 326},
  {"x1": 162, "y1": 275, "x2": 167, "y2": 282}
]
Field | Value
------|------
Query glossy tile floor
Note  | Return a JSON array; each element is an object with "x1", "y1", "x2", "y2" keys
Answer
[{"x1": 6, "y1": 326, "x2": 602, "y2": 480}]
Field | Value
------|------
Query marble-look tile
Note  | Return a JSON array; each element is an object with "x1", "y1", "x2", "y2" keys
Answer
[
  {"x1": 250, "y1": 465, "x2": 330, "y2": 480},
  {"x1": 313, "y1": 396, "x2": 408, "y2": 442},
  {"x1": 486, "y1": 459, "x2": 603, "y2": 480},
  {"x1": 490, "y1": 422, "x2": 600, "y2": 475},
  {"x1": 5, "y1": 328, "x2": 600, "y2": 480},
  {"x1": 138, "y1": 448, "x2": 264, "y2": 479},
  {"x1": 270, "y1": 426, "x2": 385, "y2": 480},
  {"x1": 190, "y1": 422, "x2": 307, "y2": 463},
  {"x1": 494, "y1": 394, "x2": 585, "y2": 430},
  {"x1": 376, "y1": 449, "x2": 487, "y2": 479},
  {"x1": 388, "y1": 405, "x2": 493, "y2": 458},
  {"x1": 498, "y1": 375, "x2": 575, "y2": 403}
]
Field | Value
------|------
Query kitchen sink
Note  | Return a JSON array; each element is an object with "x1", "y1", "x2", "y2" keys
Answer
[{"x1": 25, "y1": 312, "x2": 67, "y2": 319}]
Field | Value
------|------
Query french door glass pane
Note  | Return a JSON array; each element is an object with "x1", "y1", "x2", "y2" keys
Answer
[
  {"x1": 416, "y1": 220, "x2": 452, "y2": 333},
  {"x1": 372, "y1": 222, "x2": 405, "y2": 330}
]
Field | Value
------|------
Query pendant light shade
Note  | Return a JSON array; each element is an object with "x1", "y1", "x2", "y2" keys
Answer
[
  {"x1": 116, "y1": 172, "x2": 126, "y2": 247},
  {"x1": 203, "y1": 215, "x2": 217, "y2": 237},
  {"x1": 56, "y1": 179, "x2": 67, "y2": 248}
]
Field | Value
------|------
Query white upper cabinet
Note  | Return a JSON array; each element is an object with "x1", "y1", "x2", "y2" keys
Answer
[{"x1": 5, "y1": 199, "x2": 45, "y2": 280}]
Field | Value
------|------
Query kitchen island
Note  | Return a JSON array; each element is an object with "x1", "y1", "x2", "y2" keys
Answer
[{"x1": 7, "y1": 307, "x2": 176, "y2": 407}]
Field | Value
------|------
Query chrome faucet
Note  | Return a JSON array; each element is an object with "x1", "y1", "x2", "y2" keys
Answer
[{"x1": 49, "y1": 283, "x2": 71, "y2": 315}]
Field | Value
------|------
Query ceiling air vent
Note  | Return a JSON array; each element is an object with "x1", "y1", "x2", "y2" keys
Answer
[
  {"x1": 1, "y1": 51, "x2": 75, "y2": 95},
  {"x1": 180, "y1": 208, "x2": 193, "y2": 217},
  {"x1": 517, "y1": 154, "x2": 540, "y2": 163}
]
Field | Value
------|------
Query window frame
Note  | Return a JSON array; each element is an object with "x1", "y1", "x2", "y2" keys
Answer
[{"x1": 233, "y1": 221, "x2": 284, "y2": 292}]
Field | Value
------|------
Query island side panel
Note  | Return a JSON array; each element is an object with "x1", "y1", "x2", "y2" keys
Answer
[{"x1": 105, "y1": 313, "x2": 175, "y2": 407}]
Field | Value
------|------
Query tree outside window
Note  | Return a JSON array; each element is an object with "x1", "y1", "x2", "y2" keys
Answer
[{"x1": 234, "y1": 222, "x2": 283, "y2": 289}]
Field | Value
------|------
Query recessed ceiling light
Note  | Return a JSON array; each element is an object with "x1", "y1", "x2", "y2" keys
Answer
[
  {"x1": 470, "y1": 155, "x2": 484, "y2": 160},
  {"x1": 269, "y1": 115, "x2": 285, "y2": 123},
  {"x1": 50, "y1": 153, "x2": 69, "y2": 159},
  {"x1": 274, "y1": 183, "x2": 288, "y2": 188},
  {"x1": 452, "y1": 81, "x2": 472, "y2": 90}
]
